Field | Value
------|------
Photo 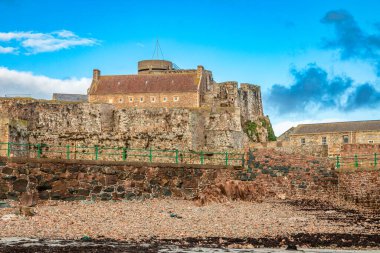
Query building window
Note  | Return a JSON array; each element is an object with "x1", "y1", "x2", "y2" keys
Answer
[
  {"x1": 173, "y1": 96, "x2": 179, "y2": 102},
  {"x1": 163, "y1": 97, "x2": 167, "y2": 102},
  {"x1": 301, "y1": 138, "x2": 305, "y2": 145},
  {"x1": 140, "y1": 97, "x2": 144, "y2": 102},
  {"x1": 128, "y1": 97, "x2": 133, "y2": 103},
  {"x1": 322, "y1": 136, "x2": 327, "y2": 145},
  {"x1": 150, "y1": 96, "x2": 156, "y2": 103},
  {"x1": 343, "y1": 135, "x2": 349, "y2": 144},
  {"x1": 369, "y1": 140, "x2": 374, "y2": 144},
  {"x1": 118, "y1": 98, "x2": 123, "y2": 103},
  {"x1": 108, "y1": 99, "x2": 113, "y2": 103}
]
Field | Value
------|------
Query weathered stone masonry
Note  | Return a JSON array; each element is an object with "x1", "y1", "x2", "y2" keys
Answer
[
  {"x1": 1, "y1": 149, "x2": 378, "y2": 211},
  {"x1": 0, "y1": 99, "x2": 270, "y2": 152}
]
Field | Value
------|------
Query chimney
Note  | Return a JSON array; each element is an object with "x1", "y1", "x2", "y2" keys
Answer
[
  {"x1": 197, "y1": 65, "x2": 204, "y2": 79},
  {"x1": 93, "y1": 69, "x2": 100, "y2": 81}
]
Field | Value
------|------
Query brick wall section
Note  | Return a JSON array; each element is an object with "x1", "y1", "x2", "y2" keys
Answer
[{"x1": 338, "y1": 170, "x2": 380, "y2": 210}]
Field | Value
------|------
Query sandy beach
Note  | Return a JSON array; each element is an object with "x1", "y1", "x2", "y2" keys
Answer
[{"x1": 0, "y1": 198, "x2": 379, "y2": 250}]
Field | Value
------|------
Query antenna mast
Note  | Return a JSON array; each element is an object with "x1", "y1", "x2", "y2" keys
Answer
[{"x1": 152, "y1": 39, "x2": 164, "y2": 60}]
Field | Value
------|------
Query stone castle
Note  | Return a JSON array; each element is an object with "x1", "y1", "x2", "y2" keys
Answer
[
  {"x1": 0, "y1": 59, "x2": 271, "y2": 154},
  {"x1": 88, "y1": 59, "x2": 263, "y2": 123}
]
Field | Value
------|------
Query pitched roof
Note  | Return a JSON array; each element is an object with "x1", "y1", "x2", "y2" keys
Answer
[
  {"x1": 89, "y1": 73, "x2": 199, "y2": 95},
  {"x1": 291, "y1": 120, "x2": 380, "y2": 135}
]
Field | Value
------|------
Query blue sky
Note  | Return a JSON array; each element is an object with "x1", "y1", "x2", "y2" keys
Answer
[{"x1": 0, "y1": 0, "x2": 380, "y2": 135}]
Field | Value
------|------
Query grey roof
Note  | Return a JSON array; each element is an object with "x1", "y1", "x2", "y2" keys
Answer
[
  {"x1": 52, "y1": 93, "x2": 88, "y2": 102},
  {"x1": 291, "y1": 120, "x2": 380, "y2": 135}
]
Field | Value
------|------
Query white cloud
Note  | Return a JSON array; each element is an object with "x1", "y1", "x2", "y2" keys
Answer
[
  {"x1": 0, "y1": 30, "x2": 98, "y2": 54},
  {"x1": 0, "y1": 45, "x2": 17, "y2": 54},
  {"x1": 0, "y1": 67, "x2": 91, "y2": 99}
]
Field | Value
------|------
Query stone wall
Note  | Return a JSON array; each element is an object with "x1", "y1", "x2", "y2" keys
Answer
[
  {"x1": 0, "y1": 151, "x2": 379, "y2": 211},
  {"x1": 0, "y1": 99, "x2": 267, "y2": 152},
  {"x1": 338, "y1": 170, "x2": 380, "y2": 210}
]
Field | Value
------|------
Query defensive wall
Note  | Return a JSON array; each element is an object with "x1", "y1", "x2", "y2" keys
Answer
[
  {"x1": 0, "y1": 149, "x2": 378, "y2": 211},
  {"x1": 0, "y1": 99, "x2": 272, "y2": 152}
]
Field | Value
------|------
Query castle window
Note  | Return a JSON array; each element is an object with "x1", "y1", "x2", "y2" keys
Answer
[
  {"x1": 301, "y1": 138, "x2": 305, "y2": 145},
  {"x1": 118, "y1": 98, "x2": 123, "y2": 103},
  {"x1": 321, "y1": 137, "x2": 327, "y2": 145},
  {"x1": 108, "y1": 99, "x2": 113, "y2": 103},
  {"x1": 140, "y1": 97, "x2": 144, "y2": 102},
  {"x1": 173, "y1": 96, "x2": 179, "y2": 102},
  {"x1": 128, "y1": 97, "x2": 133, "y2": 103},
  {"x1": 163, "y1": 97, "x2": 167, "y2": 102},
  {"x1": 369, "y1": 140, "x2": 374, "y2": 144},
  {"x1": 343, "y1": 135, "x2": 349, "y2": 144},
  {"x1": 150, "y1": 96, "x2": 156, "y2": 102}
]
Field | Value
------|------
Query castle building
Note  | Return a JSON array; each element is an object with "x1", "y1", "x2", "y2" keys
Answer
[
  {"x1": 87, "y1": 59, "x2": 264, "y2": 122},
  {"x1": 88, "y1": 60, "x2": 209, "y2": 108},
  {"x1": 278, "y1": 120, "x2": 380, "y2": 156}
]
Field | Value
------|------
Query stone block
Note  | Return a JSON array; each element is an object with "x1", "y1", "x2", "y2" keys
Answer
[{"x1": 13, "y1": 179, "x2": 28, "y2": 192}]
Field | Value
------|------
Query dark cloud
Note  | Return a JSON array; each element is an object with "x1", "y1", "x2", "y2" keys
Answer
[
  {"x1": 321, "y1": 9, "x2": 380, "y2": 75},
  {"x1": 267, "y1": 64, "x2": 380, "y2": 114},
  {"x1": 345, "y1": 83, "x2": 380, "y2": 111}
]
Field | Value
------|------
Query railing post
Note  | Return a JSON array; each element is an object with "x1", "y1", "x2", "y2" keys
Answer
[
  {"x1": 95, "y1": 145, "x2": 99, "y2": 160},
  {"x1": 7, "y1": 142, "x2": 11, "y2": 158},
  {"x1": 66, "y1": 144, "x2": 70, "y2": 160},
  {"x1": 122, "y1": 147, "x2": 127, "y2": 161},
  {"x1": 225, "y1": 151, "x2": 228, "y2": 166},
  {"x1": 336, "y1": 155, "x2": 340, "y2": 169},
  {"x1": 175, "y1": 149, "x2": 179, "y2": 164},
  {"x1": 354, "y1": 154, "x2": 358, "y2": 168},
  {"x1": 149, "y1": 147, "x2": 153, "y2": 163},
  {"x1": 374, "y1": 153, "x2": 377, "y2": 167},
  {"x1": 37, "y1": 143, "x2": 42, "y2": 159},
  {"x1": 200, "y1": 151, "x2": 204, "y2": 165}
]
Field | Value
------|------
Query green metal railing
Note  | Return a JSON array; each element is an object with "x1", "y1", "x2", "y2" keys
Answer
[
  {"x1": 0, "y1": 142, "x2": 245, "y2": 167},
  {"x1": 334, "y1": 153, "x2": 379, "y2": 170}
]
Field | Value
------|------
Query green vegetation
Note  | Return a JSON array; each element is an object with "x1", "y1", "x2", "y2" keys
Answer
[
  {"x1": 260, "y1": 118, "x2": 277, "y2": 141},
  {"x1": 244, "y1": 121, "x2": 259, "y2": 141}
]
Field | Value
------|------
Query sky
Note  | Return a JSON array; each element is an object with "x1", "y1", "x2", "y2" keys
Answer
[{"x1": 0, "y1": 0, "x2": 380, "y2": 136}]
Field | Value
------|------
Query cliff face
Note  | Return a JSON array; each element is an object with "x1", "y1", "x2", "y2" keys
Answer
[{"x1": 0, "y1": 99, "x2": 271, "y2": 151}]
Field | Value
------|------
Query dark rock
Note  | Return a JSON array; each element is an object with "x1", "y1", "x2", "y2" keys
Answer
[
  {"x1": 92, "y1": 185, "x2": 102, "y2": 194},
  {"x1": 286, "y1": 244, "x2": 297, "y2": 250},
  {"x1": 162, "y1": 187, "x2": 172, "y2": 196},
  {"x1": 18, "y1": 167, "x2": 29, "y2": 175},
  {"x1": 36, "y1": 182, "x2": 52, "y2": 191},
  {"x1": 77, "y1": 188, "x2": 90, "y2": 196},
  {"x1": 116, "y1": 186, "x2": 125, "y2": 193},
  {"x1": 100, "y1": 192, "x2": 112, "y2": 201},
  {"x1": 13, "y1": 179, "x2": 28, "y2": 192},
  {"x1": 7, "y1": 191, "x2": 19, "y2": 200},
  {"x1": 124, "y1": 192, "x2": 136, "y2": 200},
  {"x1": 104, "y1": 186, "x2": 114, "y2": 192},
  {"x1": 2, "y1": 167, "x2": 13, "y2": 175},
  {"x1": 39, "y1": 191, "x2": 50, "y2": 200}
]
